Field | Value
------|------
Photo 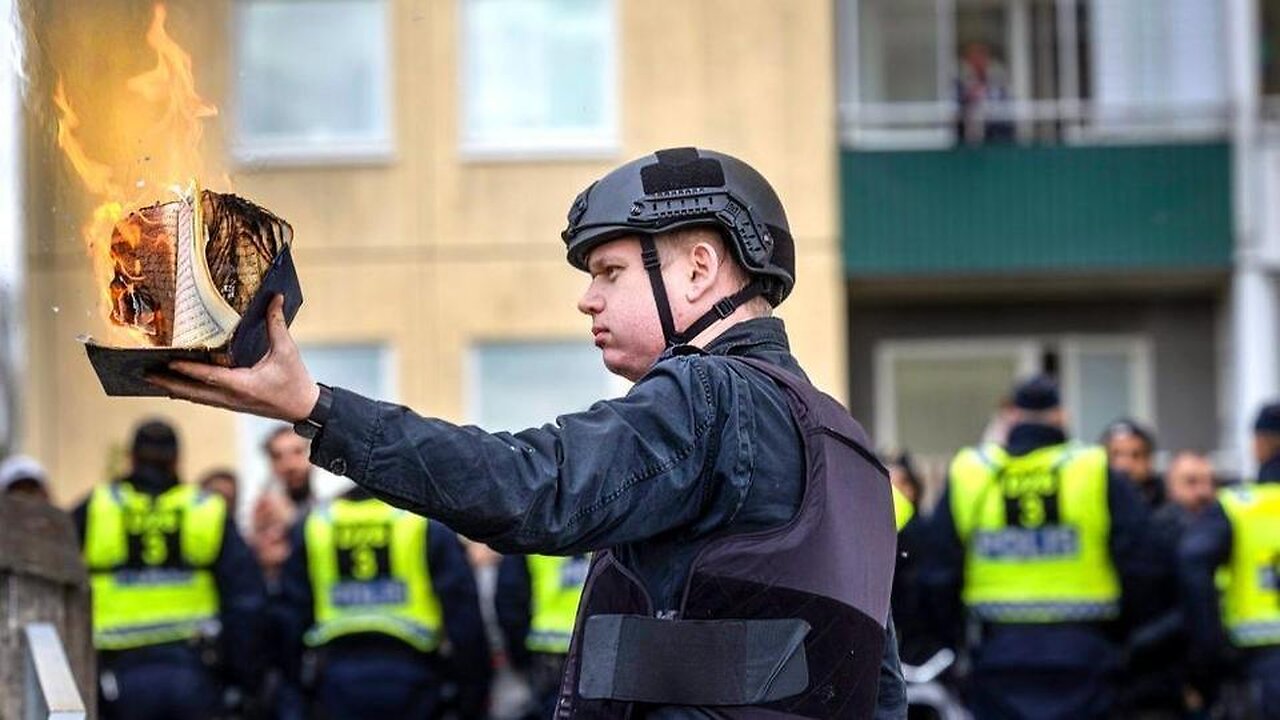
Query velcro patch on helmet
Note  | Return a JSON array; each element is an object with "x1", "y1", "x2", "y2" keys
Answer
[
  {"x1": 564, "y1": 182, "x2": 595, "y2": 239},
  {"x1": 642, "y1": 149, "x2": 726, "y2": 195}
]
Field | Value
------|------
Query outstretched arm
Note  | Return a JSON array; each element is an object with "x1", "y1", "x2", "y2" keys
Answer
[{"x1": 149, "y1": 295, "x2": 752, "y2": 556}]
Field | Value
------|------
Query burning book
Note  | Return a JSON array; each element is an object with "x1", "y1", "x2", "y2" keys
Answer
[{"x1": 82, "y1": 187, "x2": 303, "y2": 396}]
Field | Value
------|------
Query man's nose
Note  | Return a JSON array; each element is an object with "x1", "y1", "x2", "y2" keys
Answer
[{"x1": 578, "y1": 286, "x2": 602, "y2": 316}]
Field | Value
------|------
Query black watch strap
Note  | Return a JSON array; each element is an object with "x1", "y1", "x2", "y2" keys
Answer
[{"x1": 294, "y1": 384, "x2": 333, "y2": 439}]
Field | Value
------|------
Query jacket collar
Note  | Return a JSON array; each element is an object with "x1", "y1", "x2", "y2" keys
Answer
[
  {"x1": 701, "y1": 317, "x2": 791, "y2": 358},
  {"x1": 1005, "y1": 422, "x2": 1068, "y2": 457}
]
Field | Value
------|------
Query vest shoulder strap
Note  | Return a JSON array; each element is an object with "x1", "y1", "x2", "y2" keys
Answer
[{"x1": 726, "y1": 355, "x2": 887, "y2": 475}]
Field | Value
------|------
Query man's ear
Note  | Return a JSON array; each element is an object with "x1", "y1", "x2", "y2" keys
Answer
[{"x1": 685, "y1": 241, "x2": 721, "y2": 302}]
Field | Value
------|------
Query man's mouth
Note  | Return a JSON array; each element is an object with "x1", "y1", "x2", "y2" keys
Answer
[{"x1": 592, "y1": 326, "x2": 608, "y2": 347}]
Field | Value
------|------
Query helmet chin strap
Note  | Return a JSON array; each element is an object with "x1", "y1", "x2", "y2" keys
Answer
[{"x1": 639, "y1": 236, "x2": 765, "y2": 348}]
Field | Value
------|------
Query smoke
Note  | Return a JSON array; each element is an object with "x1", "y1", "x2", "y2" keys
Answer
[{"x1": 4, "y1": 0, "x2": 31, "y2": 103}]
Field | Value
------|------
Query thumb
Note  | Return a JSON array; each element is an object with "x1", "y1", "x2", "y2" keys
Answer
[{"x1": 265, "y1": 294, "x2": 295, "y2": 355}]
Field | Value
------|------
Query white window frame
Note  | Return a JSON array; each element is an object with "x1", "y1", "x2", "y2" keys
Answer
[
  {"x1": 873, "y1": 337, "x2": 1041, "y2": 450},
  {"x1": 457, "y1": 0, "x2": 620, "y2": 161},
  {"x1": 1059, "y1": 333, "x2": 1155, "y2": 440},
  {"x1": 229, "y1": 0, "x2": 396, "y2": 168},
  {"x1": 464, "y1": 338, "x2": 629, "y2": 427}
]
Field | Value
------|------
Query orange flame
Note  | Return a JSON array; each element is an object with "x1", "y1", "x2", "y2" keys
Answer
[
  {"x1": 52, "y1": 80, "x2": 121, "y2": 199},
  {"x1": 52, "y1": 3, "x2": 217, "y2": 345}
]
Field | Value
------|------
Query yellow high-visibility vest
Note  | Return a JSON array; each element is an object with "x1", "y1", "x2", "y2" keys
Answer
[
  {"x1": 304, "y1": 497, "x2": 444, "y2": 652},
  {"x1": 526, "y1": 554, "x2": 589, "y2": 653},
  {"x1": 893, "y1": 486, "x2": 915, "y2": 531},
  {"x1": 950, "y1": 442, "x2": 1120, "y2": 623},
  {"x1": 84, "y1": 482, "x2": 225, "y2": 650},
  {"x1": 1219, "y1": 484, "x2": 1280, "y2": 647}
]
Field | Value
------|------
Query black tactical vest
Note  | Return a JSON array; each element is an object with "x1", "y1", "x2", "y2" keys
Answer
[{"x1": 555, "y1": 357, "x2": 897, "y2": 719}]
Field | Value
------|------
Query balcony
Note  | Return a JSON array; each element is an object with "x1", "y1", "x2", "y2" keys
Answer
[
  {"x1": 841, "y1": 141, "x2": 1232, "y2": 278},
  {"x1": 838, "y1": 0, "x2": 1235, "y2": 280}
]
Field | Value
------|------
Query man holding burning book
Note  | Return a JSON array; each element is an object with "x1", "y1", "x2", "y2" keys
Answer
[{"x1": 149, "y1": 148, "x2": 906, "y2": 718}]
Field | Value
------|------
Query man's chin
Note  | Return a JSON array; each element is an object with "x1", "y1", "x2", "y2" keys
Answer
[{"x1": 601, "y1": 350, "x2": 644, "y2": 383}]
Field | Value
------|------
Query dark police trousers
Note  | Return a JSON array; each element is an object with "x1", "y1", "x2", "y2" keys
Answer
[
  {"x1": 968, "y1": 623, "x2": 1120, "y2": 720},
  {"x1": 308, "y1": 637, "x2": 444, "y2": 720},
  {"x1": 1246, "y1": 648, "x2": 1280, "y2": 719},
  {"x1": 99, "y1": 644, "x2": 221, "y2": 720}
]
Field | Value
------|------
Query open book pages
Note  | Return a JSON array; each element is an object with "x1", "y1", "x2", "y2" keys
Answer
[
  {"x1": 100, "y1": 187, "x2": 293, "y2": 349},
  {"x1": 172, "y1": 192, "x2": 240, "y2": 347}
]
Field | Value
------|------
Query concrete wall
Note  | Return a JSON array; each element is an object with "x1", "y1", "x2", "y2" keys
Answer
[{"x1": 20, "y1": 0, "x2": 846, "y2": 505}]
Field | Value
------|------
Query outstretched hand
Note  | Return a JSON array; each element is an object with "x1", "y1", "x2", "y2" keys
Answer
[{"x1": 147, "y1": 294, "x2": 320, "y2": 422}]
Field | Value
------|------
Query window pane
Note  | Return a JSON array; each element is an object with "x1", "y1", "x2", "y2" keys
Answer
[
  {"x1": 463, "y1": 0, "x2": 614, "y2": 148},
  {"x1": 1089, "y1": 0, "x2": 1225, "y2": 124},
  {"x1": 893, "y1": 354, "x2": 1020, "y2": 455},
  {"x1": 859, "y1": 0, "x2": 941, "y2": 102},
  {"x1": 235, "y1": 0, "x2": 390, "y2": 151},
  {"x1": 472, "y1": 341, "x2": 613, "y2": 432},
  {"x1": 1075, "y1": 350, "x2": 1133, "y2": 442}
]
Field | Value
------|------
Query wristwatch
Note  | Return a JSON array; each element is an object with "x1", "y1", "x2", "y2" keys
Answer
[{"x1": 293, "y1": 384, "x2": 333, "y2": 440}]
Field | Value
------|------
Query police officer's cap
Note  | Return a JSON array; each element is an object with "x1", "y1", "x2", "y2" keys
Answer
[
  {"x1": 1013, "y1": 375, "x2": 1060, "y2": 411},
  {"x1": 1254, "y1": 401, "x2": 1280, "y2": 434}
]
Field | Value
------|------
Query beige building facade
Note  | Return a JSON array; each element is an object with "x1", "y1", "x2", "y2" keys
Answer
[{"x1": 19, "y1": 0, "x2": 845, "y2": 507}]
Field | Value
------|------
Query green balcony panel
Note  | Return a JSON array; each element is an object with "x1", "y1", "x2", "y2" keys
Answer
[{"x1": 842, "y1": 143, "x2": 1233, "y2": 277}]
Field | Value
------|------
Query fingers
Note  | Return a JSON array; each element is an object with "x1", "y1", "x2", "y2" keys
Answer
[
  {"x1": 169, "y1": 360, "x2": 242, "y2": 389},
  {"x1": 145, "y1": 371, "x2": 239, "y2": 410}
]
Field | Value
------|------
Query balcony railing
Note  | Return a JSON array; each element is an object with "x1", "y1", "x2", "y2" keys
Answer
[{"x1": 839, "y1": 98, "x2": 1233, "y2": 149}]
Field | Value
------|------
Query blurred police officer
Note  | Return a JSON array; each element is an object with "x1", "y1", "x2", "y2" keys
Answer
[
  {"x1": 1180, "y1": 403, "x2": 1280, "y2": 719},
  {"x1": 920, "y1": 376, "x2": 1152, "y2": 719},
  {"x1": 1102, "y1": 418, "x2": 1164, "y2": 510},
  {"x1": 151, "y1": 147, "x2": 905, "y2": 718},
  {"x1": 276, "y1": 485, "x2": 490, "y2": 719},
  {"x1": 495, "y1": 553, "x2": 589, "y2": 719},
  {"x1": 73, "y1": 419, "x2": 265, "y2": 720}
]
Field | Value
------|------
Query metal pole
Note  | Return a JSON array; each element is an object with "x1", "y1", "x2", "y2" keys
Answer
[
  {"x1": 1225, "y1": 0, "x2": 1276, "y2": 476},
  {"x1": 22, "y1": 624, "x2": 87, "y2": 720},
  {"x1": 0, "y1": 0, "x2": 24, "y2": 458}
]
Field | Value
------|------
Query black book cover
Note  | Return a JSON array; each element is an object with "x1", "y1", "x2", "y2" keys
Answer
[{"x1": 83, "y1": 245, "x2": 303, "y2": 397}]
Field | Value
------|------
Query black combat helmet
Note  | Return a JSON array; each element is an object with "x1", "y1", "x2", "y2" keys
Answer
[{"x1": 562, "y1": 147, "x2": 795, "y2": 346}]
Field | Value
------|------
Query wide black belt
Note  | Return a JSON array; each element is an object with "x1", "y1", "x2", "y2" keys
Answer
[{"x1": 578, "y1": 614, "x2": 811, "y2": 706}]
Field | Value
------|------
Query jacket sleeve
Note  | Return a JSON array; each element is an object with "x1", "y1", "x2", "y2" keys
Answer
[
  {"x1": 310, "y1": 356, "x2": 741, "y2": 555},
  {"x1": 213, "y1": 515, "x2": 269, "y2": 692},
  {"x1": 494, "y1": 555, "x2": 533, "y2": 669},
  {"x1": 1178, "y1": 501, "x2": 1233, "y2": 672},
  {"x1": 916, "y1": 483, "x2": 966, "y2": 650},
  {"x1": 874, "y1": 617, "x2": 908, "y2": 719},
  {"x1": 427, "y1": 523, "x2": 492, "y2": 716}
]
